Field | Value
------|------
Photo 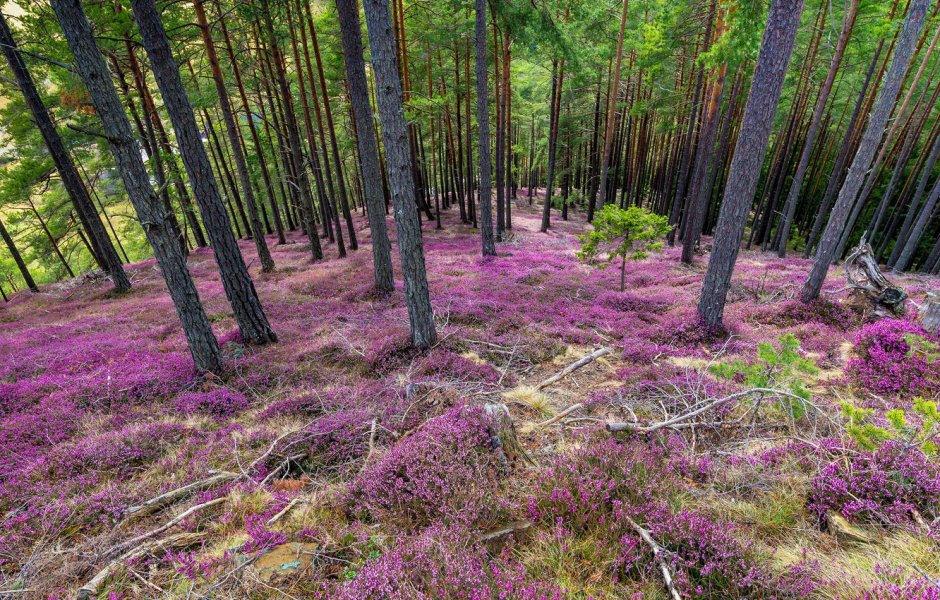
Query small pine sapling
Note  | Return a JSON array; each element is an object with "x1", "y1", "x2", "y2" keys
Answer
[
  {"x1": 577, "y1": 204, "x2": 671, "y2": 291},
  {"x1": 710, "y1": 333, "x2": 819, "y2": 421},
  {"x1": 842, "y1": 397, "x2": 940, "y2": 454}
]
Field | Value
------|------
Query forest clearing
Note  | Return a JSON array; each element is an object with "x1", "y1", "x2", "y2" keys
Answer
[{"x1": 1, "y1": 0, "x2": 940, "y2": 597}]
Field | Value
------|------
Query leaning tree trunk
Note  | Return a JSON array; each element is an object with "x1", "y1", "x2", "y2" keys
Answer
[
  {"x1": 697, "y1": 0, "x2": 805, "y2": 328},
  {"x1": 894, "y1": 173, "x2": 940, "y2": 273},
  {"x1": 802, "y1": 0, "x2": 930, "y2": 303},
  {"x1": 193, "y1": 0, "x2": 275, "y2": 273},
  {"x1": 131, "y1": 0, "x2": 277, "y2": 345},
  {"x1": 336, "y1": 0, "x2": 395, "y2": 293},
  {"x1": 359, "y1": 0, "x2": 438, "y2": 348},
  {"x1": 0, "y1": 14, "x2": 130, "y2": 292},
  {"x1": 50, "y1": 0, "x2": 221, "y2": 372},
  {"x1": 593, "y1": 0, "x2": 629, "y2": 220},
  {"x1": 475, "y1": 0, "x2": 496, "y2": 256},
  {"x1": 0, "y1": 215, "x2": 38, "y2": 292},
  {"x1": 777, "y1": 0, "x2": 859, "y2": 257}
]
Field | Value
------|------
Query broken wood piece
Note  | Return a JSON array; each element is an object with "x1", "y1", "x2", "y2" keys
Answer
[
  {"x1": 122, "y1": 471, "x2": 237, "y2": 523},
  {"x1": 266, "y1": 498, "x2": 307, "y2": 526},
  {"x1": 919, "y1": 293, "x2": 940, "y2": 334},
  {"x1": 478, "y1": 520, "x2": 533, "y2": 542},
  {"x1": 485, "y1": 403, "x2": 534, "y2": 466},
  {"x1": 536, "y1": 403, "x2": 584, "y2": 428},
  {"x1": 843, "y1": 235, "x2": 906, "y2": 315},
  {"x1": 536, "y1": 347, "x2": 610, "y2": 390}
]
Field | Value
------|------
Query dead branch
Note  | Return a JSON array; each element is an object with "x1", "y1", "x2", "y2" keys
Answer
[
  {"x1": 77, "y1": 532, "x2": 205, "y2": 600},
  {"x1": 266, "y1": 498, "x2": 308, "y2": 527},
  {"x1": 478, "y1": 520, "x2": 533, "y2": 542},
  {"x1": 122, "y1": 472, "x2": 237, "y2": 523},
  {"x1": 112, "y1": 497, "x2": 226, "y2": 557},
  {"x1": 606, "y1": 388, "x2": 809, "y2": 433},
  {"x1": 536, "y1": 347, "x2": 610, "y2": 390},
  {"x1": 625, "y1": 515, "x2": 682, "y2": 600},
  {"x1": 358, "y1": 418, "x2": 378, "y2": 475},
  {"x1": 536, "y1": 403, "x2": 584, "y2": 428}
]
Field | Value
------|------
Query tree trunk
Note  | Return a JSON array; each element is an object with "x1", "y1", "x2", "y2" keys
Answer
[
  {"x1": 50, "y1": 0, "x2": 221, "y2": 372},
  {"x1": 193, "y1": 0, "x2": 274, "y2": 273},
  {"x1": 697, "y1": 0, "x2": 805, "y2": 328},
  {"x1": 593, "y1": 0, "x2": 629, "y2": 220},
  {"x1": 359, "y1": 0, "x2": 438, "y2": 348},
  {"x1": 0, "y1": 215, "x2": 38, "y2": 292},
  {"x1": 132, "y1": 0, "x2": 277, "y2": 345},
  {"x1": 777, "y1": 0, "x2": 858, "y2": 257},
  {"x1": 336, "y1": 0, "x2": 395, "y2": 293},
  {"x1": 802, "y1": 0, "x2": 929, "y2": 303},
  {"x1": 476, "y1": 0, "x2": 496, "y2": 256}
]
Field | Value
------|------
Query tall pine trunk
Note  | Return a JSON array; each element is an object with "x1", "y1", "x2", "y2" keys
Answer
[
  {"x1": 359, "y1": 0, "x2": 438, "y2": 348},
  {"x1": 802, "y1": 0, "x2": 929, "y2": 302},
  {"x1": 131, "y1": 0, "x2": 277, "y2": 345},
  {"x1": 336, "y1": 0, "x2": 395, "y2": 292},
  {"x1": 697, "y1": 0, "x2": 805, "y2": 328},
  {"x1": 476, "y1": 0, "x2": 497, "y2": 256},
  {"x1": 0, "y1": 14, "x2": 130, "y2": 292}
]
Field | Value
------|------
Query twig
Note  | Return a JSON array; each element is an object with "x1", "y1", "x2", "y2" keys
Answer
[
  {"x1": 536, "y1": 347, "x2": 610, "y2": 390},
  {"x1": 606, "y1": 388, "x2": 810, "y2": 433},
  {"x1": 358, "y1": 418, "x2": 378, "y2": 474},
  {"x1": 266, "y1": 498, "x2": 307, "y2": 526},
  {"x1": 122, "y1": 472, "x2": 237, "y2": 523},
  {"x1": 536, "y1": 403, "x2": 584, "y2": 428},
  {"x1": 113, "y1": 497, "x2": 226, "y2": 556},
  {"x1": 624, "y1": 516, "x2": 682, "y2": 600}
]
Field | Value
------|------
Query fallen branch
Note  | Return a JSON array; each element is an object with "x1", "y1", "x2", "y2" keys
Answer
[
  {"x1": 536, "y1": 403, "x2": 584, "y2": 428},
  {"x1": 536, "y1": 347, "x2": 610, "y2": 390},
  {"x1": 358, "y1": 418, "x2": 378, "y2": 475},
  {"x1": 606, "y1": 388, "x2": 808, "y2": 433},
  {"x1": 478, "y1": 520, "x2": 533, "y2": 542},
  {"x1": 266, "y1": 498, "x2": 307, "y2": 526},
  {"x1": 122, "y1": 472, "x2": 237, "y2": 523},
  {"x1": 113, "y1": 497, "x2": 226, "y2": 556},
  {"x1": 625, "y1": 516, "x2": 682, "y2": 600},
  {"x1": 77, "y1": 532, "x2": 205, "y2": 600}
]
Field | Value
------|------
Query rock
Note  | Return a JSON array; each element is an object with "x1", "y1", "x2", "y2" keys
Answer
[{"x1": 250, "y1": 542, "x2": 319, "y2": 583}]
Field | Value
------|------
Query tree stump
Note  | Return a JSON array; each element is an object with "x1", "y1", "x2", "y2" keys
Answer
[
  {"x1": 919, "y1": 293, "x2": 940, "y2": 335},
  {"x1": 843, "y1": 234, "x2": 907, "y2": 317}
]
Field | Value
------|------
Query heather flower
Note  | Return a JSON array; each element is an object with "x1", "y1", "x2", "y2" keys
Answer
[
  {"x1": 808, "y1": 440, "x2": 940, "y2": 528},
  {"x1": 847, "y1": 319, "x2": 939, "y2": 396},
  {"x1": 174, "y1": 388, "x2": 250, "y2": 418},
  {"x1": 348, "y1": 405, "x2": 500, "y2": 528}
]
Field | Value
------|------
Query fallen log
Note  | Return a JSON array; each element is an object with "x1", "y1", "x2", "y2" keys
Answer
[{"x1": 536, "y1": 347, "x2": 610, "y2": 390}]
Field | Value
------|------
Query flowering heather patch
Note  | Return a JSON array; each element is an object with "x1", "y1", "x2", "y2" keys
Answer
[
  {"x1": 174, "y1": 388, "x2": 250, "y2": 417},
  {"x1": 1, "y1": 206, "x2": 938, "y2": 595},
  {"x1": 329, "y1": 523, "x2": 565, "y2": 599},
  {"x1": 349, "y1": 404, "x2": 500, "y2": 528},
  {"x1": 847, "y1": 319, "x2": 939, "y2": 395},
  {"x1": 808, "y1": 440, "x2": 940, "y2": 528}
]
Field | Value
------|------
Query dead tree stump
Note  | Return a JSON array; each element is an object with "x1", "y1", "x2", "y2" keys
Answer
[
  {"x1": 919, "y1": 293, "x2": 940, "y2": 335},
  {"x1": 843, "y1": 234, "x2": 907, "y2": 318}
]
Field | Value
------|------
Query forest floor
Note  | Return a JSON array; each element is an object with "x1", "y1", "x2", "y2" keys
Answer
[{"x1": 1, "y1": 197, "x2": 939, "y2": 599}]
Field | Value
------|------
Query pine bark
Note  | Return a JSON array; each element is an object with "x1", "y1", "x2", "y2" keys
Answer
[
  {"x1": 193, "y1": 0, "x2": 274, "y2": 273},
  {"x1": 359, "y1": 0, "x2": 438, "y2": 347},
  {"x1": 697, "y1": 0, "x2": 805, "y2": 328},
  {"x1": 802, "y1": 0, "x2": 930, "y2": 302},
  {"x1": 0, "y1": 14, "x2": 130, "y2": 292},
  {"x1": 336, "y1": 0, "x2": 395, "y2": 292},
  {"x1": 131, "y1": 0, "x2": 276, "y2": 344},
  {"x1": 476, "y1": 0, "x2": 496, "y2": 256}
]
